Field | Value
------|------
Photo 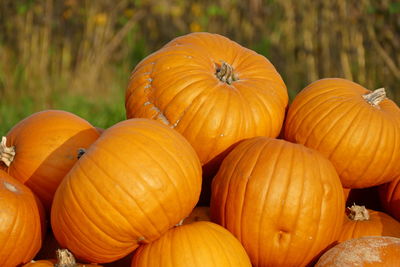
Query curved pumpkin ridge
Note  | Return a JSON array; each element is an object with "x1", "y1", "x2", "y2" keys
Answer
[
  {"x1": 51, "y1": 119, "x2": 201, "y2": 263},
  {"x1": 211, "y1": 137, "x2": 344, "y2": 267},
  {"x1": 131, "y1": 222, "x2": 251, "y2": 267},
  {"x1": 284, "y1": 78, "x2": 400, "y2": 188},
  {"x1": 126, "y1": 32, "x2": 288, "y2": 169}
]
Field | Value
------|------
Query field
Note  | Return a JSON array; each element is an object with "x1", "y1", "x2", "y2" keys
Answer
[{"x1": 1, "y1": 0, "x2": 399, "y2": 133}]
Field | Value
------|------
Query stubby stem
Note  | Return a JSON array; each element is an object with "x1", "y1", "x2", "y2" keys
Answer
[
  {"x1": 0, "y1": 136, "x2": 15, "y2": 167},
  {"x1": 346, "y1": 204, "x2": 370, "y2": 221},
  {"x1": 363, "y1": 88, "x2": 386, "y2": 107},
  {"x1": 215, "y1": 61, "x2": 238, "y2": 85},
  {"x1": 55, "y1": 249, "x2": 78, "y2": 267}
]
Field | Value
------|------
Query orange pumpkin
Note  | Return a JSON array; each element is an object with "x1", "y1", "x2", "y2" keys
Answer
[
  {"x1": 24, "y1": 249, "x2": 101, "y2": 267},
  {"x1": 210, "y1": 137, "x2": 344, "y2": 267},
  {"x1": 131, "y1": 221, "x2": 252, "y2": 267},
  {"x1": 379, "y1": 175, "x2": 400, "y2": 221},
  {"x1": 339, "y1": 204, "x2": 400, "y2": 242},
  {"x1": 315, "y1": 236, "x2": 400, "y2": 266},
  {"x1": 0, "y1": 110, "x2": 100, "y2": 210},
  {"x1": 284, "y1": 78, "x2": 400, "y2": 188},
  {"x1": 125, "y1": 32, "x2": 288, "y2": 189},
  {"x1": 51, "y1": 119, "x2": 202, "y2": 263},
  {"x1": 0, "y1": 170, "x2": 42, "y2": 267}
]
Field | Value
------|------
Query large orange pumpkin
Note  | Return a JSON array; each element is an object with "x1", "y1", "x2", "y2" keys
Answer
[
  {"x1": 0, "y1": 170, "x2": 42, "y2": 267},
  {"x1": 51, "y1": 119, "x2": 202, "y2": 263},
  {"x1": 284, "y1": 78, "x2": 400, "y2": 188},
  {"x1": 315, "y1": 236, "x2": 400, "y2": 266},
  {"x1": 339, "y1": 204, "x2": 400, "y2": 242},
  {"x1": 131, "y1": 221, "x2": 252, "y2": 267},
  {"x1": 379, "y1": 175, "x2": 400, "y2": 221},
  {"x1": 125, "y1": 32, "x2": 288, "y2": 181},
  {"x1": 210, "y1": 137, "x2": 344, "y2": 267},
  {"x1": 0, "y1": 110, "x2": 100, "y2": 210}
]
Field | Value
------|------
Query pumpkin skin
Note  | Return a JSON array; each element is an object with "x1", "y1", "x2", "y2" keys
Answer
[
  {"x1": 315, "y1": 236, "x2": 400, "y2": 266},
  {"x1": 284, "y1": 78, "x2": 400, "y2": 188},
  {"x1": 339, "y1": 204, "x2": 400, "y2": 242},
  {"x1": 51, "y1": 119, "x2": 202, "y2": 263},
  {"x1": 1, "y1": 110, "x2": 100, "y2": 210},
  {"x1": 131, "y1": 221, "x2": 252, "y2": 267},
  {"x1": 379, "y1": 175, "x2": 400, "y2": 221},
  {"x1": 125, "y1": 32, "x2": 288, "y2": 178},
  {"x1": 210, "y1": 137, "x2": 344, "y2": 267},
  {"x1": 0, "y1": 170, "x2": 42, "y2": 267}
]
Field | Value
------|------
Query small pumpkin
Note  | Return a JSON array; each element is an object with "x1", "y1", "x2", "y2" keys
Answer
[
  {"x1": 0, "y1": 169, "x2": 42, "y2": 267},
  {"x1": 125, "y1": 32, "x2": 288, "y2": 203},
  {"x1": 131, "y1": 221, "x2": 252, "y2": 267},
  {"x1": 315, "y1": 236, "x2": 400, "y2": 266},
  {"x1": 23, "y1": 249, "x2": 101, "y2": 267},
  {"x1": 379, "y1": 175, "x2": 400, "y2": 221},
  {"x1": 210, "y1": 137, "x2": 344, "y2": 267},
  {"x1": 284, "y1": 78, "x2": 400, "y2": 188},
  {"x1": 51, "y1": 119, "x2": 202, "y2": 263},
  {"x1": 0, "y1": 110, "x2": 100, "y2": 210},
  {"x1": 339, "y1": 204, "x2": 400, "y2": 242}
]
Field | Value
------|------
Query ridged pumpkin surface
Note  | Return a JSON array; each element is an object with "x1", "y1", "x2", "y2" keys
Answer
[
  {"x1": 125, "y1": 32, "x2": 288, "y2": 173},
  {"x1": 0, "y1": 170, "x2": 42, "y2": 267},
  {"x1": 284, "y1": 78, "x2": 400, "y2": 188},
  {"x1": 1, "y1": 110, "x2": 100, "y2": 210},
  {"x1": 210, "y1": 137, "x2": 344, "y2": 267},
  {"x1": 315, "y1": 236, "x2": 400, "y2": 266},
  {"x1": 131, "y1": 221, "x2": 252, "y2": 267},
  {"x1": 51, "y1": 119, "x2": 202, "y2": 263}
]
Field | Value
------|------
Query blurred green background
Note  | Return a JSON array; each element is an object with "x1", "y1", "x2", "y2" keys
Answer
[{"x1": 1, "y1": 0, "x2": 399, "y2": 133}]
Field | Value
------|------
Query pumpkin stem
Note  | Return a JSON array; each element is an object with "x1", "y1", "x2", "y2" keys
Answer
[
  {"x1": 215, "y1": 61, "x2": 238, "y2": 85},
  {"x1": 363, "y1": 88, "x2": 386, "y2": 107},
  {"x1": 346, "y1": 204, "x2": 370, "y2": 221},
  {"x1": 55, "y1": 249, "x2": 78, "y2": 267},
  {"x1": 0, "y1": 136, "x2": 15, "y2": 167},
  {"x1": 175, "y1": 218, "x2": 185, "y2": 227}
]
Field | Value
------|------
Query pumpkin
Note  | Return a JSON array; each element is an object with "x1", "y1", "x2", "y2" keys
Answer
[
  {"x1": 125, "y1": 32, "x2": 288, "y2": 202},
  {"x1": 210, "y1": 137, "x2": 344, "y2": 267},
  {"x1": 0, "y1": 110, "x2": 100, "y2": 210},
  {"x1": 315, "y1": 236, "x2": 400, "y2": 266},
  {"x1": 379, "y1": 175, "x2": 400, "y2": 221},
  {"x1": 0, "y1": 169, "x2": 42, "y2": 267},
  {"x1": 284, "y1": 78, "x2": 400, "y2": 188},
  {"x1": 51, "y1": 119, "x2": 202, "y2": 263},
  {"x1": 183, "y1": 206, "x2": 210, "y2": 225},
  {"x1": 339, "y1": 204, "x2": 400, "y2": 242},
  {"x1": 23, "y1": 249, "x2": 101, "y2": 267},
  {"x1": 131, "y1": 221, "x2": 252, "y2": 267}
]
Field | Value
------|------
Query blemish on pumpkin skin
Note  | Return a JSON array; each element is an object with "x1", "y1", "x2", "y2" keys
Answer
[
  {"x1": 142, "y1": 100, "x2": 171, "y2": 126},
  {"x1": 4, "y1": 181, "x2": 19, "y2": 193}
]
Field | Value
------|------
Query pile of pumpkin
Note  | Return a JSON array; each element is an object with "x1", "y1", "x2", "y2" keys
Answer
[{"x1": 1, "y1": 32, "x2": 400, "y2": 267}]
